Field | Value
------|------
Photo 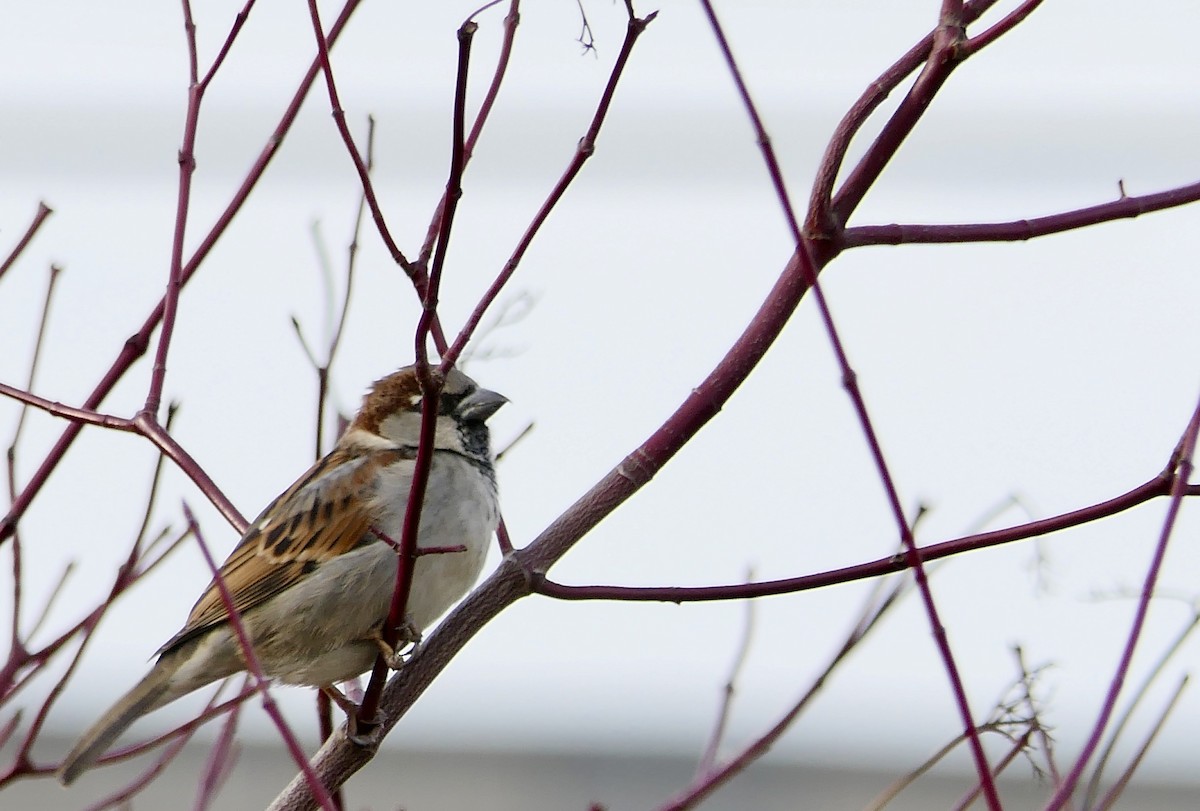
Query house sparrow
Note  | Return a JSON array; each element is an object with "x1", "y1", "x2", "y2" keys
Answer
[{"x1": 57, "y1": 365, "x2": 506, "y2": 785}]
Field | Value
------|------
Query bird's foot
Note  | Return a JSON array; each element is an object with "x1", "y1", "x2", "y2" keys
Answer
[{"x1": 370, "y1": 618, "x2": 422, "y2": 670}]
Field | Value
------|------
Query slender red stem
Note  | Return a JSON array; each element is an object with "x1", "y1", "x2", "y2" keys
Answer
[
  {"x1": 0, "y1": 0, "x2": 364, "y2": 547},
  {"x1": 841, "y1": 178, "x2": 1200, "y2": 248},
  {"x1": 534, "y1": 474, "x2": 1197, "y2": 603},
  {"x1": 0, "y1": 202, "x2": 53, "y2": 282},
  {"x1": 443, "y1": 8, "x2": 655, "y2": 367},
  {"x1": 304, "y1": 0, "x2": 413, "y2": 278},
  {"x1": 1044, "y1": 397, "x2": 1200, "y2": 810},
  {"x1": 183, "y1": 506, "x2": 337, "y2": 811},
  {"x1": 697, "y1": 2, "x2": 998, "y2": 804}
]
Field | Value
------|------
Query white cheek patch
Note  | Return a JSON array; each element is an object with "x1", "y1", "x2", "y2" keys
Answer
[
  {"x1": 408, "y1": 394, "x2": 422, "y2": 407},
  {"x1": 380, "y1": 411, "x2": 425, "y2": 445}
]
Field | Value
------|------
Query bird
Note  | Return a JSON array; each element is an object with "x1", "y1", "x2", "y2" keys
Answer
[{"x1": 57, "y1": 365, "x2": 506, "y2": 785}]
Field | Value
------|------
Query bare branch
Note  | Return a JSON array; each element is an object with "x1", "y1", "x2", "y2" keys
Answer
[
  {"x1": 443, "y1": 6, "x2": 655, "y2": 367},
  {"x1": 1082, "y1": 604, "x2": 1200, "y2": 806},
  {"x1": 841, "y1": 179, "x2": 1200, "y2": 249},
  {"x1": 303, "y1": 0, "x2": 417, "y2": 286},
  {"x1": 0, "y1": 0, "x2": 366, "y2": 547},
  {"x1": 1092, "y1": 675, "x2": 1190, "y2": 811},
  {"x1": 183, "y1": 505, "x2": 337, "y2": 810},
  {"x1": 532, "y1": 469, "x2": 1198, "y2": 604},
  {"x1": 418, "y1": 0, "x2": 521, "y2": 268},
  {"x1": 804, "y1": 0, "x2": 1001, "y2": 241},
  {"x1": 1045, "y1": 394, "x2": 1200, "y2": 810},
  {"x1": 694, "y1": 570, "x2": 756, "y2": 779},
  {"x1": 0, "y1": 202, "x2": 53, "y2": 283}
]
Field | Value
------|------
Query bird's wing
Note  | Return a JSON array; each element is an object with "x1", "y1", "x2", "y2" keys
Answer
[{"x1": 159, "y1": 444, "x2": 414, "y2": 655}]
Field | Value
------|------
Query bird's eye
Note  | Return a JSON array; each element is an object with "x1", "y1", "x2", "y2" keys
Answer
[{"x1": 439, "y1": 390, "x2": 468, "y2": 413}]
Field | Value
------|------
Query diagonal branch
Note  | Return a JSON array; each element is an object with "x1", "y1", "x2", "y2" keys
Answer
[
  {"x1": 183, "y1": 506, "x2": 337, "y2": 811},
  {"x1": 1045, "y1": 394, "x2": 1200, "y2": 810},
  {"x1": 0, "y1": 202, "x2": 53, "y2": 284},
  {"x1": 697, "y1": 1, "x2": 998, "y2": 804},
  {"x1": 0, "y1": 0, "x2": 365, "y2": 547},
  {"x1": 304, "y1": 0, "x2": 414, "y2": 279},
  {"x1": 804, "y1": 0, "x2": 1001, "y2": 241},
  {"x1": 443, "y1": 6, "x2": 655, "y2": 367}
]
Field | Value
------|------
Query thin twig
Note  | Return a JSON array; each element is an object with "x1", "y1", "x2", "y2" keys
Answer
[
  {"x1": 191, "y1": 679, "x2": 245, "y2": 811},
  {"x1": 1045, "y1": 396, "x2": 1200, "y2": 810},
  {"x1": 358, "y1": 11, "x2": 482, "y2": 731},
  {"x1": 532, "y1": 473, "x2": 1199, "y2": 603},
  {"x1": 148, "y1": 0, "x2": 223, "y2": 417},
  {"x1": 183, "y1": 505, "x2": 337, "y2": 810},
  {"x1": 442, "y1": 6, "x2": 654, "y2": 367},
  {"x1": 658, "y1": 511, "x2": 926, "y2": 811},
  {"x1": 0, "y1": 0, "x2": 365, "y2": 547},
  {"x1": 1081, "y1": 605, "x2": 1200, "y2": 806},
  {"x1": 1092, "y1": 675, "x2": 1190, "y2": 811},
  {"x1": 1013, "y1": 646, "x2": 1064, "y2": 792},
  {"x1": 841, "y1": 178, "x2": 1200, "y2": 249},
  {"x1": 961, "y1": 0, "x2": 1045, "y2": 55},
  {"x1": 418, "y1": 0, "x2": 521, "y2": 268},
  {"x1": 694, "y1": 569, "x2": 756, "y2": 778},
  {"x1": 5, "y1": 263, "x2": 62, "y2": 651},
  {"x1": 493, "y1": 421, "x2": 534, "y2": 464},
  {"x1": 303, "y1": 0, "x2": 418, "y2": 286},
  {"x1": 9, "y1": 264, "x2": 61, "y2": 448},
  {"x1": 0, "y1": 202, "x2": 53, "y2": 283}
]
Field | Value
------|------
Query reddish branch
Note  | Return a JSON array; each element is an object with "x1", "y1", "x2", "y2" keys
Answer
[
  {"x1": 840, "y1": 178, "x2": 1200, "y2": 248},
  {"x1": 148, "y1": 0, "x2": 223, "y2": 418},
  {"x1": 0, "y1": 202, "x2": 53, "y2": 283},
  {"x1": 5, "y1": 0, "x2": 1199, "y2": 805},
  {"x1": 183, "y1": 506, "x2": 337, "y2": 811},
  {"x1": 303, "y1": 0, "x2": 419, "y2": 290},
  {"x1": 418, "y1": 1, "x2": 521, "y2": 268},
  {"x1": 1046, "y1": 399, "x2": 1200, "y2": 810},
  {"x1": 0, "y1": 381, "x2": 246, "y2": 533},
  {"x1": 805, "y1": 0, "x2": 1003, "y2": 240},
  {"x1": 356, "y1": 12, "x2": 480, "y2": 732},
  {"x1": 443, "y1": 7, "x2": 656, "y2": 367},
  {"x1": 533, "y1": 470, "x2": 1200, "y2": 603},
  {"x1": 0, "y1": 0, "x2": 365, "y2": 547},
  {"x1": 700, "y1": 0, "x2": 1003, "y2": 804}
]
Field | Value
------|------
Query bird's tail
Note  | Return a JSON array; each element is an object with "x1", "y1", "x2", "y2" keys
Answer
[{"x1": 56, "y1": 664, "x2": 175, "y2": 786}]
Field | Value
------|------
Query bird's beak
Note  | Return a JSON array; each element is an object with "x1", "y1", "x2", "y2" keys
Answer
[{"x1": 455, "y1": 387, "x2": 508, "y2": 422}]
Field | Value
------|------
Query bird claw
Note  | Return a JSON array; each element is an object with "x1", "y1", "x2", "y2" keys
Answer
[
  {"x1": 399, "y1": 617, "x2": 423, "y2": 647},
  {"x1": 371, "y1": 618, "x2": 422, "y2": 670},
  {"x1": 323, "y1": 684, "x2": 387, "y2": 746},
  {"x1": 346, "y1": 708, "x2": 387, "y2": 747}
]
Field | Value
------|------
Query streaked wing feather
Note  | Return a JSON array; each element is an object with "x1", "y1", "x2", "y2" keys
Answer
[{"x1": 159, "y1": 446, "x2": 413, "y2": 654}]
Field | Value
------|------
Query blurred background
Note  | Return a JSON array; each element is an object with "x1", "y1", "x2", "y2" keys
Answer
[{"x1": 2, "y1": 0, "x2": 1199, "y2": 807}]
